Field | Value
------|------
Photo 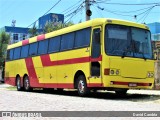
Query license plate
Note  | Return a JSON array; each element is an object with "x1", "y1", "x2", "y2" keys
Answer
[{"x1": 129, "y1": 83, "x2": 137, "y2": 87}]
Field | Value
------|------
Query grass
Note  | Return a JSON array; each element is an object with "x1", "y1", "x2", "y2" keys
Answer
[{"x1": 6, "y1": 86, "x2": 16, "y2": 90}]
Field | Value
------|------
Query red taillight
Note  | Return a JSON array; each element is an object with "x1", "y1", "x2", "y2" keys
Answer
[{"x1": 104, "y1": 68, "x2": 110, "y2": 75}]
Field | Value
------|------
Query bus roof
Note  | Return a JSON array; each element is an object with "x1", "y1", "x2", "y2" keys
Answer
[{"x1": 7, "y1": 18, "x2": 149, "y2": 50}]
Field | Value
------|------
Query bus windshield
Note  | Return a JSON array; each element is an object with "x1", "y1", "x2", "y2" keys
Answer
[{"x1": 105, "y1": 25, "x2": 153, "y2": 59}]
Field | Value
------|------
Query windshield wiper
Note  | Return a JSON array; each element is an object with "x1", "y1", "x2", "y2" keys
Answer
[
  {"x1": 121, "y1": 47, "x2": 131, "y2": 58},
  {"x1": 137, "y1": 52, "x2": 146, "y2": 60}
]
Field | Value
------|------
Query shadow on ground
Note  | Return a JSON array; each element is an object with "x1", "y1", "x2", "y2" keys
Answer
[
  {"x1": 2, "y1": 83, "x2": 160, "y2": 102},
  {"x1": 29, "y1": 89, "x2": 160, "y2": 102}
]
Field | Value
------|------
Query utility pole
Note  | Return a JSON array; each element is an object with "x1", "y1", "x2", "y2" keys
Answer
[{"x1": 85, "y1": 0, "x2": 91, "y2": 21}]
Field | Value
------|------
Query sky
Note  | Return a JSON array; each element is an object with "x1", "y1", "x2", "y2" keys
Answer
[{"x1": 0, "y1": 0, "x2": 160, "y2": 28}]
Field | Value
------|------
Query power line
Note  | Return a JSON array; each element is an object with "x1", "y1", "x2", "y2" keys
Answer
[
  {"x1": 64, "y1": 5, "x2": 85, "y2": 23},
  {"x1": 64, "y1": 2, "x2": 85, "y2": 23},
  {"x1": 61, "y1": 0, "x2": 83, "y2": 14},
  {"x1": 27, "y1": 0, "x2": 61, "y2": 28},
  {"x1": 137, "y1": 6, "x2": 155, "y2": 23},
  {"x1": 95, "y1": 1, "x2": 159, "y2": 23},
  {"x1": 97, "y1": 5, "x2": 156, "y2": 13},
  {"x1": 96, "y1": 2, "x2": 160, "y2": 6}
]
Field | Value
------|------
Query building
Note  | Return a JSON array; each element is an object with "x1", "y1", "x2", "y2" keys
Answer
[
  {"x1": 1, "y1": 26, "x2": 30, "y2": 44},
  {"x1": 147, "y1": 22, "x2": 160, "y2": 41},
  {"x1": 0, "y1": 26, "x2": 43, "y2": 44},
  {"x1": 0, "y1": 13, "x2": 64, "y2": 44},
  {"x1": 39, "y1": 13, "x2": 64, "y2": 29}
]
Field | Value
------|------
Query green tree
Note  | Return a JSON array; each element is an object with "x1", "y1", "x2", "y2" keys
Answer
[
  {"x1": 28, "y1": 24, "x2": 38, "y2": 37},
  {"x1": 0, "y1": 31, "x2": 9, "y2": 82},
  {"x1": 43, "y1": 21, "x2": 74, "y2": 33},
  {"x1": 43, "y1": 22, "x2": 55, "y2": 33},
  {"x1": 0, "y1": 31, "x2": 10, "y2": 69}
]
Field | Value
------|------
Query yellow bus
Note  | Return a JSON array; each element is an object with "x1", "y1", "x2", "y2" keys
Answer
[{"x1": 5, "y1": 18, "x2": 154, "y2": 96}]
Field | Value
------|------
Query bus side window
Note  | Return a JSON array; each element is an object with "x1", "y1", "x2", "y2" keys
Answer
[
  {"x1": 74, "y1": 28, "x2": 91, "y2": 48},
  {"x1": 6, "y1": 50, "x2": 10, "y2": 61},
  {"x1": 10, "y1": 49, "x2": 14, "y2": 60},
  {"x1": 60, "y1": 32, "x2": 75, "y2": 51},
  {"x1": 13, "y1": 47, "x2": 21, "y2": 60},
  {"x1": 21, "y1": 45, "x2": 29, "y2": 58},
  {"x1": 48, "y1": 36, "x2": 61, "y2": 53},
  {"x1": 29, "y1": 43, "x2": 38, "y2": 56},
  {"x1": 38, "y1": 40, "x2": 48, "y2": 55},
  {"x1": 91, "y1": 28, "x2": 101, "y2": 58}
]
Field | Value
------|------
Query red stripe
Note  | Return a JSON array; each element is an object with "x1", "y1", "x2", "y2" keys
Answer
[
  {"x1": 24, "y1": 54, "x2": 102, "y2": 88},
  {"x1": 25, "y1": 58, "x2": 43, "y2": 87},
  {"x1": 112, "y1": 81, "x2": 151, "y2": 86},
  {"x1": 87, "y1": 83, "x2": 103, "y2": 87},
  {"x1": 137, "y1": 83, "x2": 151, "y2": 86},
  {"x1": 40, "y1": 54, "x2": 57, "y2": 66},
  {"x1": 37, "y1": 34, "x2": 45, "y2": 41},
  {"x1": 40, "y1": 54, "x2": 102, "y2": 67},
  {"x1": 5, "y1": 77, "x2": 16, "y2": 86},
  {"x1": 4, "y1": 77, "x2": 102, "y2": 89},
  {"x1": 90, "y1": 55, "x2": 102, "y2": 62},
  {"x1": 22, "y1": 39, "x2": 29, "y2": 45},
  {"x1": 44, "y1": 83, "x2": 74, "y2": 88}
]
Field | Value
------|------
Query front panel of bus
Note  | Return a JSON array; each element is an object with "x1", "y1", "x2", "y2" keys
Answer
[{"x1": 102, "y1": 22, "x2": 154, "y2": 89}]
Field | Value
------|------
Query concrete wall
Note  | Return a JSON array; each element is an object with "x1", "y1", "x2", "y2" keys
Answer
[{"x1": 154, "y1": 61, "x2": 160, "y2": 89}]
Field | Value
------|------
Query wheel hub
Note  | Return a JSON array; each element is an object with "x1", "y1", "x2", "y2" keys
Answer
[{"x1": 78, "y1": 80, "x2": 85, "y2": 93}]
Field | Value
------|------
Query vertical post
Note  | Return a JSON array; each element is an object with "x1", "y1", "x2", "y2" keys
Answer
[{"x1": 85, "y1": 0, "x2": 90, "y2": 21}]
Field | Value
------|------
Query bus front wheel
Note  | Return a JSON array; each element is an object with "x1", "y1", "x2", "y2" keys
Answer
[
  {"x1": 24, "y1": 76, "x2": 32, "y2": 91},
  {"x1": 77, "y1": 75, "x2": 90, "y2": 97}
]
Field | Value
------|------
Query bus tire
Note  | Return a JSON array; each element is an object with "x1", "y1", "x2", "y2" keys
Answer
[
  {"x1": 16, "y1": 76, "x2": 23, "y2": 91},
  {"x1": 77, "y1": 75, "x2": 90, "y2": 97},
  {"x1": 57, "y1": 88, "x2": 63, "y2": 92},
  {"x1": 24, "y1": 76, "x2": 32, "y2": 92}
]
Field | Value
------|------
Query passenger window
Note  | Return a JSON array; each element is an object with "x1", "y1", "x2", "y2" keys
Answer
[
  {"x1": 61, "y1": 32, "x2": 75, "y2": 51},
  {"x1": 38, "y1": 40, "x2": 48, "y2": 54},
  {"x1": 13, "y1": 47, "x2": 21, "y2": 59},
  {"x1": 10, "y1": 49, "x2": 14, "y2": 60},
  {"x1": 29, "y1": 42, "x2": 38, "y2": 56},
  {"x1": 48, "y1": 36, "x2": 60, "y2": 53},
  {"x1": 75, "y1": 28, "x2": 91, "y2": 48},
  {"x1": 21, "y1": 45, "x2": 29, "y2": 58},
  {"x1": 6, "y1": 50, "x2": 10, "y2": 61},
  {"x1": 91, "y1": 28, "x2": 101, "y2": 58},
  {"x1": 7, "y1": 50, "x2": 13, "y2": 61}
]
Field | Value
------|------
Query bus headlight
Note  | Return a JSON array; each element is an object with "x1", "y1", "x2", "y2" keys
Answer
[
  {"x1": 110, "y1": 69, "x2": 120, "y2": 76},
  {"x1": 115, "y1": 70, "x2": 120, "y2": 75},
  {"x1": 147, "y1": 72, "x2": 154, "y2": 78},
  {"x1": 110, "y1": 70, "x2": 114, "y2": 75}
]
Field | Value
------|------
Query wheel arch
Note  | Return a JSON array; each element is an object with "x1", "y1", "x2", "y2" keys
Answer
[
  {"x1": 74, "y1": 70, "x2": 87, "y2": 89},
  {"x1": 23, "y1": 74, "x2": 28, "y2": 80}
]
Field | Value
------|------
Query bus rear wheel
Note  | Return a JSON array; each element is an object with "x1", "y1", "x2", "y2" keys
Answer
[
  {"x1": 24, "y1": 76, "x2": 32, "y2": 91},
  {"x1": 16, "y1": 76, "x2": 23, "y2": 91},
  {"x1": 77, "y1": 75, "x2": 90, "y2": 97}
]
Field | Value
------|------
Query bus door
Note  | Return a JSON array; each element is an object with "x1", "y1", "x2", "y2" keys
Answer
[{"x1": 89, "y1": 26, "x2": 103, "y2": 87}]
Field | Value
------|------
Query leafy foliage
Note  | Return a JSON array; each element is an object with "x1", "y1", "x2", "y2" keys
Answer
[
  {"x1": 28, "y1": 24, "x2": 38, "y2": 37},
  {"x1": 0, "y1": 31, "x2": 10, "y2": 68},
  {"x1": 43, "y1": 22, "x2": 74, "y2": 33}
]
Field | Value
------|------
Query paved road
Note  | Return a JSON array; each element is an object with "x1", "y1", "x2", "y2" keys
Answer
[{"x1": 0, "y1": 83, "x2": 160, "y2": 119}]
